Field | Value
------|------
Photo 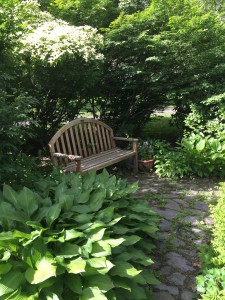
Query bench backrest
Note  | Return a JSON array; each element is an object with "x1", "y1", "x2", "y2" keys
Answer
[{"x1": 49, "y1": 118, "x2": 116, "y2": 165}]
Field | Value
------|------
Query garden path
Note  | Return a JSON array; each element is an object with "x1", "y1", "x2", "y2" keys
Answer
[{"x1": 126, "y1": 173, "x2": 220, "y2": 300}]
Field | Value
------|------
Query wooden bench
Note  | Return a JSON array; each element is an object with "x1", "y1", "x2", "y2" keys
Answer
[{"x1": 48, "y1": 118, "x2": 138, "y2": 173}]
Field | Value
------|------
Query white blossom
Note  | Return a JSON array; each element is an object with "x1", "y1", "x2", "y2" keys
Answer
[{"x1": 11, "y1": 3, "x2": 104, "y2": 64}]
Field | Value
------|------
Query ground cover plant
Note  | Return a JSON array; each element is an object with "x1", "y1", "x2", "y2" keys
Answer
[
  {"x1": 0, "y1": 169, "x2": 160, "y2": 299},
  {"x1": 196, "y1": 183, "x2": 225, "y2": 299}
]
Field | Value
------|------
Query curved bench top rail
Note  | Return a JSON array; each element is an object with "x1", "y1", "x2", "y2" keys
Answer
[{"x1": 49, "y1": 118, "x2": 114, "y2": 147}]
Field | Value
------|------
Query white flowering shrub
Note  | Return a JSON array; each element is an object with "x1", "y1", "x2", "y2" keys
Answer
[{"x1": 18, "y1": 19, "x2": 104, "y2": 64}]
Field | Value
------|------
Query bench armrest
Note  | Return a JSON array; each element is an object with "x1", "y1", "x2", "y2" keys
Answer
[
  {"x1": 53, "y1": 153, "x2": 82, "y2": 172},
  {"x1": 113, "y1": 137, "x2": 138, "y2": 155},
  {"x1": 53, "y1": 153, "x2": 82, "y2": 161},
  {"x1": 114, "y1": 137, "x2": 139, "y2": 142}
]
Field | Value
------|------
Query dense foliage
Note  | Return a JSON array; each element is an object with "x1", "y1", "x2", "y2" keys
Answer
[
  {"x1": 1, "y1": 0, "x2": 225, "y2": 177},
  {"x1": 196, "y1": 183, "x2": 225, "y2": 299},
  {"x1": 0, "y1": 170, "x2": 160, "y2": 299}
]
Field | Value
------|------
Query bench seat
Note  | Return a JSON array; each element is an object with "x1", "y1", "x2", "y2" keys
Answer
[{"x1": 64, "y1": 148, "x2": 136, "y2": 173}]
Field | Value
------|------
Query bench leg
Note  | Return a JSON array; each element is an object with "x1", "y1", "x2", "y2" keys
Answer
[
  {"x1": 76, "y1": 160, "x2": 82, "y2": 172},
  {"x1": 133, "y1": 140, "x2": 138, "y2": 173},
  {"x1": 133, "y1": 154, "x2": 138, "y2": 173}
]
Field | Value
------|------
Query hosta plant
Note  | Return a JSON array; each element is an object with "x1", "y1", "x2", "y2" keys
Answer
[{"x1": 0, "y1": 169, "x2": 160, "y2": 299}]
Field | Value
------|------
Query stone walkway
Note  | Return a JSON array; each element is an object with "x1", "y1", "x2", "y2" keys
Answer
[{"x1": 127, "y1": 173, "x2": 220, "y2": 300}]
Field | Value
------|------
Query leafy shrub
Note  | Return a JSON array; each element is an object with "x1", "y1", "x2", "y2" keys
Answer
[
  {"x1": 153, "y1": 133, "x2": 225, "y2": 179},
  {"x1": 0, "y1": 169, "x2": 160, "y2": 299},
  {"x1": 180, "y1": 133, "x2": 225, "y2": 178},
  {"x1": 154, "y1": 140, "x2": 191, "y2": 179},
  {"x1": 196, "y1": 183, "x2": 225, "y2": 299},
  {"x1": 0, "y1": 92, "x2": 41, "y2": 188}
]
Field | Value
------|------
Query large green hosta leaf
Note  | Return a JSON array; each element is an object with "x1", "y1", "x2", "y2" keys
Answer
[
  {"x1": 80, "y1": 287, "x2": 108, "y2": 300},
  {"x1": 110, "y1": 262, "x2": 142, "y2": 278},
  {"x1": 25, "y1": 257, "x2": 57, "y2": 284},
  {"x1": 18, "y1": 187, "x2": 39, "y2": 217},
  {"x1": 0, "y1": 269, "x2": 25, "y2": 296},
  {"x1": 66, "y1": 257, "x2": 86, "y2": 274},
  {"x1": 86, "y1": 275, "x2": 114, "y2": 293},
  {"x1": 3, "y1": 185, "x2": 20, "y2": 209},
  {"x1": 89, "y1": 189, "x2": 106, "y2": 211},
  {"x1": 46, "y1": 203, "x2": 62, "y2": 227},
  {"x1": 55, "y1": 242, "x2": 80, "y2": 258},
  {"x1": 0, "y1": 263, "x2": 12, "y2": 274}
]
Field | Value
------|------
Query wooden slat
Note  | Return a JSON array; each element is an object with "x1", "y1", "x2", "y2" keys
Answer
[
  {"x1": 60, "y1": 134, "x2": 68, "y2": 164},
  {"x1": 65, "y1": 130, "x2": 72, "y2": 154},
  {"x1": 51, "y1": 144, "x2": 58, "y2": 165},
  {"x1": 92, "y1": 123, "x2": 100, "y2": 153},
  {"x1": 55, "y1": 140, "x2": 63, "y2": 164},
  {"x1": 105, "y1": 129, "x2": 112, "y2": 150},
  {"x1": 111, "y1": 132, "x2": 116, "y2": 148},
  {"x1": 83, "y1": 123, "x2": 93, "y2": 155},
  {"x1": 101, "y1": 126, "x2": 107, "y2": 151},
  {"x1": 97, "y1": 124, "x2": 104, "y2": 152},
  {"x1": 70, "y1": 127, "x2": 77, "y2": 155},
  {"x1": 88, "y1": 122, "x2": 96, "y2": 154},
  {"x1": 74, "y1": 126, "x2": 83, "y2": 157},
  {"x1": 79, "y1": 123, "x2": 88, "y2": 157}
]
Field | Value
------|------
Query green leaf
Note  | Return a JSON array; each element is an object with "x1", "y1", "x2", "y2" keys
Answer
[
  {"x1": 25, "y1": 257, "x2": 57, "y2": 284},
  {"x1": 81, "y1": 239, "x2": 93, "y2": 257},
  {"x1": 82, "y1": 172, "x2": 96, "y2": 191},
  {"x1": 65, "y1": 274, "x2": 82, "y2": 294},
  {"x1": 0, "y1": 250, "x2": 10, "y2": 262},
  {"x1": 113, "y1": 225, "x2": 129, "y2": 234},
  {"x1": 104, "y1": 238, "x2": 125, "y2": 248},
  {"x1": 66, "y1": 257, "x2": 86, "y2": 274},
  {"x1": 0, "y1": 263, "x2": 12, "y2": 274},
  {"x1": 141, "y1": 270, "x2": 160, "y2": 285},
  {"x1": 130, "y1": 203, "x2": 157, "y2": 215},
  {"x1": 18, "y1": 187, "x2": 39, "y2": 217},
  {"x1": 86, "y1": 275, "x2": 114, "y2": 292},
  {"x1": 72, "y1": 205, "x2": 92, "y2": 213},
  {"x1": 60, "y1": 195, "x2": 74, "y2": 212},
  {"x1": 122, "y1": 235, "x2": 141, "y2": 246},
  {"x1": 46, "y1": 203, "x2": 62, "y2": 227},
  {"x1": 44, "y1": 291, "x2": 60, "y2": 300},
  {"x1": 3, "y1": 185, "x2": 20, "y2": 209},
  {"x1": 56, "y1": 243, "x2": 80, "y2": 258},
  {"x1": 196, "y1": 139, "x2": 206, "y2": 152},
  {"x1": 110, "y1": 262, "x2": 142, "y2": 278},
  {"x1": 80, "y1": 287, "x2": 107, "y2": 300},
  {"x1": 92, "y1": 240, "x2": 112, "y2": 257},
  {"x1": 76, "y1": 214, "x2": 94, "y2": 224},
  {"x1": 107, "y1": 217, "x2": 124, "y2": 226},
  {"x1": 89, "y1": 228, "x2": 106, "y2": 242},
  {"x1": 97, "y1": 207, "x2": 114, "y2": 223},
  {"x1": 86, "y1": 258, "x2": 114, "y2": 274},
  {"x1": 89, "y1": 190, "x2": 106, "y2": 212},
  {"x1": 79, "y1": 191, "x2": 91, "y2": 204},
  {"x1": 87, "y1": 257, "x2": 108, "y2": 269},
  {"x1": 0, "y1": 269, "x2": 25, "y2": 296},
  {"x1": 113, "y1": 276, "x2": 131, "y2": 291},
  {"x1": 64, "y1": 229, "x2": 84, "y2": 241},
  {"x1": 2, "y1": 289, "x2": 39, "y2": 300},
  {"x1": 0, "y1": 202, "x2": 27, "y2": 223}
]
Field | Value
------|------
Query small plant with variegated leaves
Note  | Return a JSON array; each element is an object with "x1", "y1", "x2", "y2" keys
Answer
[{"x1": 0, "y1": 169, "x2": 160, "y2": 299}]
